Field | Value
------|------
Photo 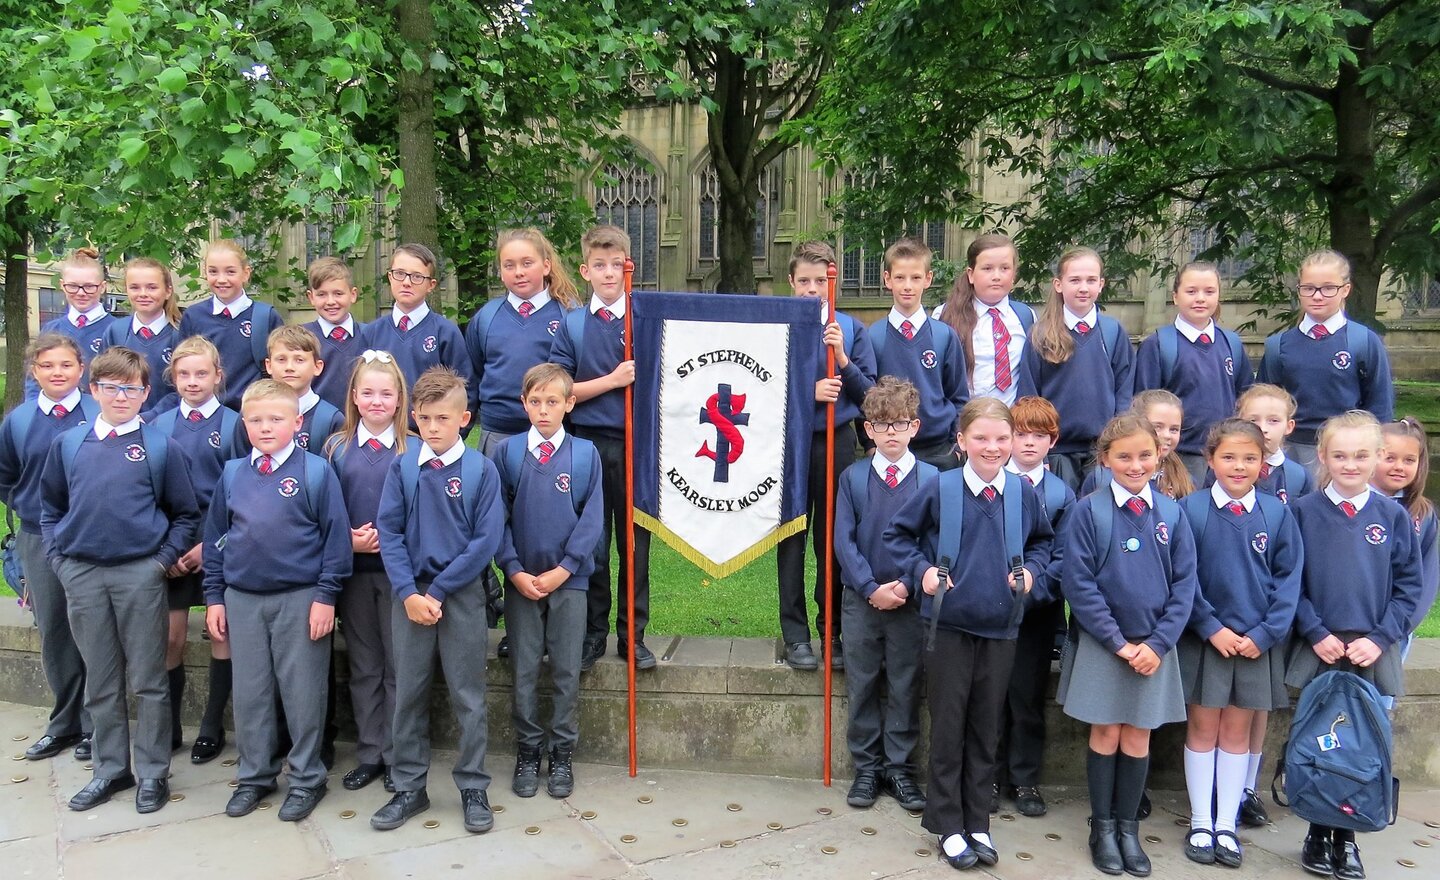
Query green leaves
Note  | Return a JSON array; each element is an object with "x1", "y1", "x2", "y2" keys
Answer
[{"x1": 156, "y1": 66, "x2": 188, "y2": 94}]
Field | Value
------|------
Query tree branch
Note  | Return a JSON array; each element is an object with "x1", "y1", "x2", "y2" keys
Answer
[
  {"x1": 1237, "y1": 66, "x2": 1334, "y2": 101},
  {"x1": 1374, "y1": 175, "x2": 1440, "y2": 254}
]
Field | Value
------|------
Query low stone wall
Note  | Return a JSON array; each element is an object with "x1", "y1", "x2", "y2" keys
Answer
[{"x1": 1, "y1": 604, "x2": 1436, "y2": 786}]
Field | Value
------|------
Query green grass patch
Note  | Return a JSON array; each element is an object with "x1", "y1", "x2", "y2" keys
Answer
[{"x1": 1394, "y1": 381, "x2": 1440, "y2": 427}]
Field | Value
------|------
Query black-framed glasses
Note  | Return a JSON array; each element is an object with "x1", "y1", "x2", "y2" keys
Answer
[
  {"x1": 94, "y1": 382, "x2": 145, "y2": 398},
  {"x1": 61, "y1": 281, "x2": 105, "y2": 294},
  {"x1": 1297, "y1": 283, "x2": 1346, "y2": 298},
  {"x1": 866, "y1": 420, "x2": 915, "y2": 434},
  {"x1": 388, "y1": 268, "x2": 433, "y2": 284}
]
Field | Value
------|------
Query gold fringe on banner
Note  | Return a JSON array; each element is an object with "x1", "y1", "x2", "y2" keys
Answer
[{"x1": 633, "y1": 510, "x2": 808, "y2": 579}]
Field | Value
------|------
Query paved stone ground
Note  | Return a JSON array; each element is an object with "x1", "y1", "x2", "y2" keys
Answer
[{"x1": 2, "y1": 700, "x2": 1438, "y2": 879}]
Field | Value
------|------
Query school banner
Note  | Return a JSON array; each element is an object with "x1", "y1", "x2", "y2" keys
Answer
[{"x1": 631, "y1": 292, "x2": 821, "y2": 577}]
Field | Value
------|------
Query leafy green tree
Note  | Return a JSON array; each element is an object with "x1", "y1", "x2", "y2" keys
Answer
[{"x1": 814, "y1": 0, "x2": 1440, "y2": 325}]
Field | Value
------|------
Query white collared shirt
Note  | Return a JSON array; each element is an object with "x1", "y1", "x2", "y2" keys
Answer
[
  {"x1": 1064, "y1": 307, "x2": 1099, "y2": 332},
  {"x1": 213, "y1": 292, "x2": 253, "y2": 316},
  {"x1": 180, "y1": 396, "x2": 221, "y2": 421},
  {"x1": 1324, "y1": 483, "x2": 1371, "y2": 512},
  {"x1": 316, "y1": 316, "x2": 356, "y2": 339},
  {"x1": 589, "y1": 294, "x2": 626, "y2": 318},
  {"x1": 416, "y1": 439, "x2": 465, "y2": 468},
  {"x1": 392, "y1": 301, "x2": 431, "y2": 327},
  {"x1": 1006, "y1": 460, "x2": 1047, "y2": 487},
  {"x1": 1110, "y1": 480, "x2": 1156, "y2": 509},
  {"x1": 872, "y1": 450, "x2": 916, "y2": 484},
  {"x1": 527, "y1": 426, "x2": 566, "y2": 460},
  {"x1": 39, "y1": 389, "x2": 83, "y2": 417},
  {"x1": 963, "y1": 461, "x2": 1004, "y2": 497},
  {"x1": 93, "y1": 415, "x2": 142, "y2": 440},
  {"x1": 1174, "y1": 316, "x2": 1216, "y2": 342},
  {"x1": 298, "y1": 390, "x2": 321, "y2": 416},
  {"x1": 509, "y1": 288, "x2": 552, "y2": 314},
  {"x1": 969, "y1": 297, "x2": 1027, "y2": 404},
  {"x1": 251, "y1": 442, "x2": 297, "y2": 470},
  {"x1": 69, "y1": 304, "x2": 107, "y2": 327},
  {"x1": 1299, "y1": 311, "x2": 1348, "y2": 338},
  {"x1": 1211, "y1": 482, "x2": 1256, "y2": 511},
  {"x1": 1266, "y1": 449, "x2": 1287, "y2": 468},
  {"x1": 131, "y1": 313, "x2": 168, "y2": 336},
  {"x1": 357, "y1": 424, "x2": 396, "y2": 449},
  {"x1": 887, "y1": 306, "x2": 926, "y2": 333}
]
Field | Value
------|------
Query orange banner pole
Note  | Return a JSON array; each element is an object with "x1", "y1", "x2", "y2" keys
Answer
[
  {"x1": 623, "y1": 258, "x2": 638, "y2": 777},
  {"x1": 823, "y1": 262, "x2": 838, "y2": 786}
]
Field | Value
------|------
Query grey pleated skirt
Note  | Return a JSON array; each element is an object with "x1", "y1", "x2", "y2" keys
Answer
[
  {"x1": 1058, "y1": 628, "x2": 1187, "y2": 728},
  {"x1": 1283, "y1": 632, "x2": 1405, "y2": 697},
  {"x1": 1177, "y1": 633, "x2": 1289, "y2": 710}
]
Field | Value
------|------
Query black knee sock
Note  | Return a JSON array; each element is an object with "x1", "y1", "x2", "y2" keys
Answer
[
  {"x1": 1087, "y1": 749, "x2": 1118, "y2": 820},
  {"x1": 168, "y1": 665, "x2": 186, "y2": 746},
  {"x1": 199, "y1": 658, "x2": 232, "y2": 739},
  {"x1": 1333, "y1": 827, "x2": 1355, "y2": 845},
  {"x1": 1114, "y1": 752, "x2": 1150, "y2": 821}
]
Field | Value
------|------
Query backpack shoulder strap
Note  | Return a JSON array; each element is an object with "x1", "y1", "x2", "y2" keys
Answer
[
  {"x1": 1013, "y1": 301, "x2": 1037, "y2": 335},
  {"x1": 1042, "y1": 472, "x2": 1067, "y2": 517},
  {"x1": 500, "y1": 436, "x2": 526, "y2": 505},
  {"x1": 935, "y1": 469, "x2": 968, "y2": 566},
  {"x1": 248, "y1": 301, "x2": 275, "y2": 372},
  {"x1": 58, "y1": 426, "x2": 87, "y2": 481},
  {"x1": 868, "y1": 317, "x2": 888, "y2": 360},
  {"x1": 846, "y1": 459, "x2": 870, "y2": 508},
  {"x1": 220, "y1": 458, "x2": 244, "y2": 512},
  {"x1": 1089, "y1": 492, "x2": 1114, "y2": 570},
  {"x1": 1099, "y1": 314, "x2": 1125, "y2": 359},
  {"x1": 77, "y1": 396, "x2": 102, "y2": 423},
  {"x1": 1219, "y1": 327, "x2": 1244, "y2": 363},
  {"x1": 931, "y1": 318, "x2": 951, "y2": 364},
  {"x1": 218, "y1": 407, "x2": 243, "y2": 459},
  {"x1": 568, "y1": 437, "x2": 595, "y2": 515},
  {"x1": 6, "y1": 401, "x2": 38, "y2": 451},
  {"x1": 1349, "y1": 322, "x2": 1375, "y2": 382},
  {"x1": 1254, "y1": 491, "x2": 1288, "y2": 560},
  {"x1": 398, "y1": 446, "x2": 422, "y2": 515},
  {"x1": 1281, "y1": 459, "x2": 1307, "y2": 495},
  {"x1": 914, "y1": 461, "x2": 939, "y2": 485},
  {"x1": 139, "y1": 424, "x2": 168, "y2": 499},
  {"x1": 1153, "y1": 493, "x2": 1179, "y2": 582},
  {"x1": 152, "y1": 408, "x2": 179, "y2": 435},
  {"x1": 469, "y1": 298, "x2": 507, "y2": 361},
  {"x1": 1263, "y1": 331, "x2": 1283, "y2": 372},
  {"x1": 564, "y1": 306, "x2": 588, "y2": 362},
  {"x1": 301, "y1": 451, "x2": 329, "y2": 521},
  {"x1": 1001, "y1": 470, "x2": 1024, "y2": 563},
  {"x1": 459, "y1": 449, "x2": 486, "y2": 528},
  {"x1": 1157, "y1": 325, "x2": 1179, "y2": 386},
  {"x1": 1182, "y1": 493, "x2": 1211, "y2": 546},
  {"x1": 102, "y1": 319, "x2": 128, "y2": 349}
]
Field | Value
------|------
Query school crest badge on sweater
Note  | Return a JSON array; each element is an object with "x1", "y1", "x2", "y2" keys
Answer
[{"x1": 631, "y1": 292, "x2": 820, "y2": 577}]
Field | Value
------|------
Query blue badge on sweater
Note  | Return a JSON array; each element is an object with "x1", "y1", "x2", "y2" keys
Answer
[{"x1": 1123, "y1": 537, "x2": 1141, "y2": 553}]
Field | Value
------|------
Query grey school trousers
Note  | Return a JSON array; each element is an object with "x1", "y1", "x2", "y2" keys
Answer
[
  {"x1": 227, "y1": 588, "x2": 330, "y2": 790},
  {"x1": 841, "y1": 588, "x2": 923, "y2": 777},
  {"x1": 505, "y1": 586, "x2": 585, "y2": 750},
  {"x1": 390, "y1": 579, "x2": 490, "y2": 792},
  {"x1": 17, "y1": 531, "x2": 89, "y2": 738},
  {"x1": 54, "y1": 555, "x2": 169, "y2": 780},
  {"x1": 338, "y1": 570, "x2": 395, "y2": 767}
]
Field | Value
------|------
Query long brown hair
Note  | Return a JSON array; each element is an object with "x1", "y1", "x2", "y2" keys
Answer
[
  {"x1": 496, "y1": 227, "x2": 579, "y2": 308},
  {"x1": 1029, "y1": 246, "x2": 1102, "y2": 365},
  {"x1": 1131, "y1": 389, "x2": 1194, "y2": 499},
  {"x1": 939, "y1": 234, "x2": 1017, "y2": 376},
  {"x1": 1380, "y1": 417, "x2": 1433, "y2": 523},
  {"x1": 123, "y1": 257, "x2": 181, "y2": 327},
  {"x1": 327, "y1": 352, "x2": 411, "y2": 458}
]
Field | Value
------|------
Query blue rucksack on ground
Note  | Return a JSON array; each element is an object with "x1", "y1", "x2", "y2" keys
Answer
[{"x1": 1275, "y1": 670, "x2": 1398, "y2": 832}]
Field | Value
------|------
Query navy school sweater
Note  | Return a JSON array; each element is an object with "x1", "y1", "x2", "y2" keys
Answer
[
  {"x1": 1180, "y1": 491, "x2": 1303, "y2": 653},
  {"x1": 332, "y1": 435, "x2": 399, "y2": 575},
  {"x1": 1133, "y1": 327, "x2": 1254, "y2": 455},
  {"x1": 0, "y1": 396, "x2": 97, "y2": 532},
  {"x1": 549, "y1": 305, "x2": 627, "y2": 438},
  {"x1": 297, "y1": 397, "x2": 345, "y2": 453},
  {"x1": 360, "y1": 309, "x2": 475, "y2": 411},
  {"x1": 465, "y1": 298, "x2": 567, "y2": 435},
  {"x1": 376, "y1": 449, "x2": 505, "y2": 602},
  {"x1": 202, "y1": 449, "x2": 353, "y2": 606},
  {"x1": 178, "y1": 299, "x2": 285, "y2": 410},
  {"x1": 493, "y1": 436, "x2": 604, "y2": 590},
  {"x1": 1060, "y1": 490, "x2": 1199, "y2": 657},
  {"x1": 883, "y1": 472, "x2": 1054, "y2": 640},
  {"x1": 1027, "y1": 470, "x2": 1076, "y2": 604},
  {"x1": 1257, "y1": 324, "x2": 1394, "y2": 443},
  {"x1": 304, "y1": 319, "x2": 370, "y2": 411},
  {"x1": 154, "y1": 403, "x2": 249, "y2": 512},
  {"x1": 811, "y1": 312, "x2": 876, "y2": 432},
  {"x1": 23, "y1": 314, "x2": 116, "y2": 399},
  {"x1": 1411, "y1": 509, "x2": 1439, "y2": 633},
  {"x1": 1289, "y1": 491, "x2": 1420, "y2": 649},
  {"x1": 1016, "y1": 317, "x2": 1134, "y2": 454},
  {"x1": 98, "y1": 321, "x2": 180, "y2": 411},
  {"x1": 872, "y1": 318, "x2": 968, "y2": 446},
  {"x1": 40, "y1": 428, "x2": 200, "y2": 568},
  {"x1": 835, "y1": 460, "x2": 929, "y2": 601}
]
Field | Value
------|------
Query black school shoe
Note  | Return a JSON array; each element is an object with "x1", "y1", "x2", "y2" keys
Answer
[
  {"x1": 342, "y1": 763, "x2": 385, "y2": 791},
  {"x1": 68, "y1": 774, "x2": 137, "y2": 811},
  {"x1": 1089, "y1": 818, "x2": 1125, "y2": 876},
  {"x1": 939, "y1": 835, "x2": 979, "y2": 870},
  {"x1": 617, "y1": 642, "x2": 658, "y2": 671},
  {"x1": 1116, "y1": 819, "x2": 1152, "y2": 877},
  {"x1": 461, "y1": 789, "x2": 493, "y2": 833},
  {"x1": 370, "y1": 789, "x2": 430, "y2": 831},
  {"x1": 135, "y1": 778, "x2": 170, "y2": 814},
  {"x1": 191, "y1": 733, "x2": 224, "y2": 765},
  {"x1": 496, "y1": 635, "x2": 510, "y2": 659},
  {"x1": 1238, "y1": 788, "x2": 1269, "y2": 827},
  {"x1": 1012, "y1": 785, "x2": 1047, "y2": 817},
  {"x1": 965, "y1": 833, "x2": 999, "y2": 866},
  {"x1": 884, "y1": 773, "x2": 926, "y2": 812},
  {"x1": 847, "y1": 771, "x2": 879, "y2": 808},
  {"x1": 278, "y1": 784, "x2": 327, "y2": 822},
  {"x1": 74, "y1": 734, "x2": 93, "y2": 762},
  {"x1": 225, "y1": 784, "x2": 275, "y2": 818},
  {"x1": 24, "y1": 732, "x2": 83, "y2": 760},
  {"x1": 1300, "y1": 832, "x2": 1335, "y2": 876},
  {"x1": 580, "y1": 637, "x2": 606, "y2": 672},
  {"x1": 1333, "y1": 839, "x2": 1365, "y2": 880},
  {"x1": 1212, "y1": 830, "x2": 1243, "y2": 869},
  {"x1": 513, "y1": 746, "x2": 542, "y2": 798},
  {"x1": 547, "y1": 746, "x2": 575, "y2": 798},
  {"x1": 784, "y1": 642, "x2": 818, "y2": 671}
]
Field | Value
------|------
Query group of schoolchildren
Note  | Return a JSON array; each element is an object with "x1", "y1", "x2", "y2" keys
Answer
[
  {"x1": 0, "y1": 228, "x2": 1431, "y2": 880},
  {"x1": 800, "y1": 237, "x2": 1429, "y2": 880}
]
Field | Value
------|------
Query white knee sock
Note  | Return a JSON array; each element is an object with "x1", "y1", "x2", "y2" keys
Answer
[
  {"x1": 1245, "y1": 751, "x2": 1263, "y2": 792},
  {"x1": 1215, "y1": 749, "x2": 1249, "y2": 835},
  {"x1": 941, "y1": 833, "x2": 971, "y2": 857},
  {"x1": 1184, "y1": 746, "x2": 1217, "y2": 831}
]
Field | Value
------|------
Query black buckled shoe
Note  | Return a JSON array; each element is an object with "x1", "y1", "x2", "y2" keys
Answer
[
  {"x1": 370, "y1": 789, "x2": 430, "y2": 831},
  {"x1": 1013, "y1": 785, "x2": 1047, "y2": 817},
  {"x1": 966, "y1": 833, "x2": 999, "y2": 866},
  {"x1": 1332, "y1": 840, "x2": 1365, "y2": 880},
  {"x1": 342, "y1": 762, "x2": 385, "y2": 791},
  {"x1": 847, "y1": 771, "x2": 880, "y2": 808},
  {"x1": 1089, "y1": 817, "x2": 1125, "y2": 876},
  {"x1": 940, "y1": 834, "x2": 979, "y2": 870},
  {"x1": 784, "y1": 642, "x2": 818, "y2": 671},
  {"x1": 580, "y1": 637, "x2": 606, "y2": 672},
  {"x1": 884, "y1": 773, "x2": 926, "y2": 812},
  {"x1": 24, "y1": 732, "x2": 82, "y2": 760},
  {"x1": 1183, "y1": 828, "x2": 1216, "y2": 865},
  {"x1": 512, "y1": 746, "x2": 542, "y2": 798},
  {"x1": 68, "y1": 774, "x2": 137, "y2": 811},
  {"x1": 1213, "y1": 829, "x2": 1243, "y2": 869},
  {"x1": 135, "y1": 778, "x2": 170, "y2": 814},
  {"x1": 225, "y1": 783, "x2": 275, "y2": 818},
  {"x1": 1117, "y1": 818, "x2": 1152, "y2": 877},
  {"x1": 547, "y1": 746, "x2": 575, "y2": 798},
  {"x1": 1300, "y1": 832, "x2": 1335, "y2": 876},
  {"x1": 278, "y1": 784, "x2": 327, "y2": 822},
  {"x1": 1238, "y1": 788, "x2": 1269, "y2": 827},
  {"x1": 461, "y1": 788, "x2": 494, "y2": 833}
]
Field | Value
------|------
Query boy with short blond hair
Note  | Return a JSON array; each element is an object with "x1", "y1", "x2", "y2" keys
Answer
[
  {"x1": 373, "y1": 366, "x2": 505, "y2": 834},
  {"x1": 551, "y1": 225, "x2": 655, "y2": 671},
  {"x1": 203, "y1": 379, "x2": 352, "y2": 822},
  {"x1": 836, "y1": 377, "x2": 931, "y2": 812},
  {"x1": 873, "y1": 237, "x2": 968, "y2": 471},
  {"x1": 42, "y1": 346, "x2": 200, "y2": 814},
  {"x1": 1234, "y1": 383, "x2": 1314, "y2": 504},
  {"x1": 495, "y1": 363, "x2": 603, "y2": 799},
  {"x1": 304, "y1": 257, "x2": 369, "y2": 410},
  {"x1": 266, "y1": 325, "x2": 343, "y2": 451}
]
